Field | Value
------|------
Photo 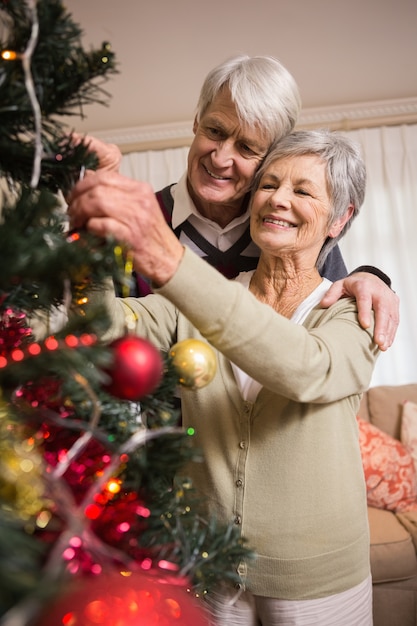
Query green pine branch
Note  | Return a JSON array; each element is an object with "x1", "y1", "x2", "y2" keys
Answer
[{"x1": 0, "y1": 0, "x2": 117, "y2": 192}]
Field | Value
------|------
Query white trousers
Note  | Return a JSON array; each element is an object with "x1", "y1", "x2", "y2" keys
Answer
[{"x1": 206, "y1": 575, "x2": 373, "y2": 626}]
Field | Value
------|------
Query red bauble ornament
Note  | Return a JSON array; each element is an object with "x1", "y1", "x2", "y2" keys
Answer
[
  {"x1": 40, "y1": 570, "x2": 210, "y2": 626},
  {"x1": 103, "y1": 336, "x2": 163, "y2": 401}
]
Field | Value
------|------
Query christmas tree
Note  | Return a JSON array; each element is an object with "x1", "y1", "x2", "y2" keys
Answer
[{"x1": 0, "y1": 2, "x2": 250, "y2": 624}]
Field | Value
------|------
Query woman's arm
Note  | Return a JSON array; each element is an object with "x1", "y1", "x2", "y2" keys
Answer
[{"x1": 155, "y1": 247, "x2": 379, "y2": 403}]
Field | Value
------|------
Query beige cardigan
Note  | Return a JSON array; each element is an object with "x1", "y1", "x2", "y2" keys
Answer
[{"x1": 100, "y1": 247, "x2": 380, "y2": 600}]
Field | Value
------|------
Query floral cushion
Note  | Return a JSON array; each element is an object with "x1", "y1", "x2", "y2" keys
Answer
[{"x1": 357, "y1": 416, "x2": 417, "y2": 512}]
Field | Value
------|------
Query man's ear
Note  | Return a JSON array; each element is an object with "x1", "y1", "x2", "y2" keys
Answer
[
  {"x1": 328, "y1": 204, "x2": 355, "y2": 239},
  {"x1": 192, "y1": 115, "x2": 199, "y2": 135}
]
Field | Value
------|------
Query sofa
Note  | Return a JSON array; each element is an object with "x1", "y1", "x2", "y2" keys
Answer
[{"x1": 357, "y1": 383, "x2": 417, "y2": 626}]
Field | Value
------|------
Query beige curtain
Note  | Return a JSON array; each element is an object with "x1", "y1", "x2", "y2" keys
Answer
[
  {"x1": 340, "y1": 124, "x2": 417, "y2": 386},
  {"x1": 120, "y1": 124, "x2": 417, "y2": 387},
  {"x1": 120, "y1": 146, "x2": 189, "y2": 191}
]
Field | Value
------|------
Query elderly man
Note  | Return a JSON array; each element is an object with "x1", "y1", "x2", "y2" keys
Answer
[{"x1": 80, "y1": 54, "x2": 398, "y2": 350}]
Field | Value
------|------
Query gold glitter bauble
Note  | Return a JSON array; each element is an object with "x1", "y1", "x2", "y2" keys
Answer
[
  {"x1": 0, "y1": 398, "x2": 46, "y2": 520},
  {"x1": 169, "y1": 339, "x2": 217, "y2": 389}
]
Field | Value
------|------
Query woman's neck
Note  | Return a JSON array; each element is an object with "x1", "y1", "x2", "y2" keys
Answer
[{"x1": 249, "y1": 256, "x2": 322, "y2": 319}]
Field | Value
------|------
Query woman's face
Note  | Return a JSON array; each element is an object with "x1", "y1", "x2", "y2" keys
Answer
[{"x1": 250, "y1": 154, "x2": 347, "y2": 262}]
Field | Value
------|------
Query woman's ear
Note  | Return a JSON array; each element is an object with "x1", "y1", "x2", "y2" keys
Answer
[
  {"x1": 192, "y1": 115, "x2": 199, "y2": 135},
  {"x1": 328, "y1": 204, "x2": 355, "y2": 239}
]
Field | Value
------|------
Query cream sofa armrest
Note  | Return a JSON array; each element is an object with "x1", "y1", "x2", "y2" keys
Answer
[
  {"x1": 368, "y1": 506, "x2": 417, "y2": 582},
  {"x1": 397, "y1": 510, "x2": 417, "y2": 552}
]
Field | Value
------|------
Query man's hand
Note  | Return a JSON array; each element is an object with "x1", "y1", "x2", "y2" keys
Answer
[
  {"x1": 68, "y1": 170, "x2": 184, "y2": 286},
  {"x1": 72, "y1": 133, "x2": 122, "y2": 172},
  {"x1": 320, "y1": 272, "x2": 399, "y2": 351}
]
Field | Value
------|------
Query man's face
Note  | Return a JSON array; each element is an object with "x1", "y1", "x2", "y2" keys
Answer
[{"x1": 187, "y1": 88, "x2": 271, "y2": 222}]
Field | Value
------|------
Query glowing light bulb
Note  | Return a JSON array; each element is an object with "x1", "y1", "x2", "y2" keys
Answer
[{"x1": 1, "y1": 50, "x2": 18, "y2": 61}]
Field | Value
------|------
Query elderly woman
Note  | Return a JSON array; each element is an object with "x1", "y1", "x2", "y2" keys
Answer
[{"x1": 68, "y1": 129, "x2": 378, "y2": 625}]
